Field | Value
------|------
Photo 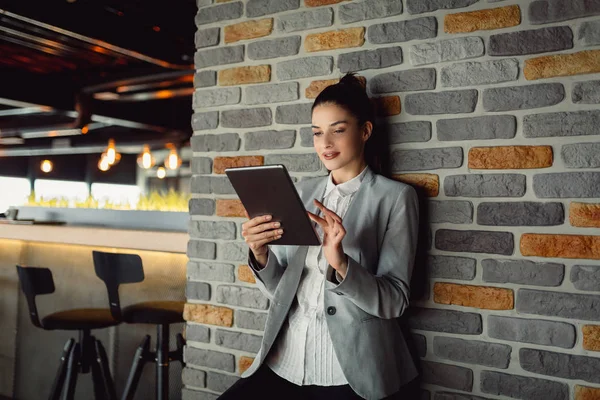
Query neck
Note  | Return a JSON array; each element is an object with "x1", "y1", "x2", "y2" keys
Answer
[{"x1": 331, "y1": 160, "x2": 367, "y2": 185}]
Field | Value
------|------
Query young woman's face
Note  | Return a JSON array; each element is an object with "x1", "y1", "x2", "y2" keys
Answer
[{"x1": 311, "y1": 103, "x2": 368, "y2": 172}]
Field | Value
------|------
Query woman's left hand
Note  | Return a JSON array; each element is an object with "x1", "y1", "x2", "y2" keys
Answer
[{"x1": 307, "y1": 199, "x2": 348, "y2": 280}]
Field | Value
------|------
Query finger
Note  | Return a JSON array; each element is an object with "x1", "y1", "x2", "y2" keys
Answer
[
  {"x1": 313, "y1": 199, "x2": 342, "y2": 223},
  {"x1": 244, "y1": 220, "x2": 281, "y2": 236},
  {"x1": 245, "y1": 228, "x2": 283, "y2": 244},
  {"x1": 245, "y1": 214, "x2": 273, "y2": 229},
  {"x1": 308, "y1": 211, "x2": 327, "y2": 227}
]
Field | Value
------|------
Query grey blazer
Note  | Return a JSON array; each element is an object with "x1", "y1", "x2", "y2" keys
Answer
[{"x1": 242, "y1": 167, "x2": 420, "y2": 400}]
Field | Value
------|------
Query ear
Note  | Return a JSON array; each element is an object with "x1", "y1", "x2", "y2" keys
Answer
[{"x1": 362, "y1": 121, "x2": 373, "y2": 142}]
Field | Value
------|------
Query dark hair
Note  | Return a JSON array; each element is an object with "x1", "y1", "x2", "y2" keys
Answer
[{"x1": 311, "y1": 73, "x2": 384, "y2": 175}]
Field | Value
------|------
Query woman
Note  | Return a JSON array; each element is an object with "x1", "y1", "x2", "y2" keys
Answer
[{"x1": 218, "y1": 73, "x2": 420, "y2": 400}]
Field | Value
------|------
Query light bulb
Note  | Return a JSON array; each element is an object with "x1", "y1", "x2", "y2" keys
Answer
[
  {"x1": 40, "y1": 160, "x2": 53, "y2": 173},
  {"x1": 165, "y1": 148, "x2": 181, "y2": 170},
  {"x1": 98, "y1": 154, "x2": 110, "y2": 172},
  {"x1": 136, "y1": 145, "x2": 155, "y2": 169},
  {"x1": 105, "y1": 139, "x2": 120, "y2": 165},
  {"x1": 157, "y1": 167, "x2": 166, "y2": 179}
]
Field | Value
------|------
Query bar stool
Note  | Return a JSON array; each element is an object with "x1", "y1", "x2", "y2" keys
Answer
[
  {"x1": 15, "y1": 265, "x2": 118, "y2": 400},
  {"x1": 91, "y1": 251, "x2": 185, "y2": 400}
]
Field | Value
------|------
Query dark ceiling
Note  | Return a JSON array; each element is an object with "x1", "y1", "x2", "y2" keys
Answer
[{"x1": 0, "y1": 0, "x2": 197, "y2": 156}]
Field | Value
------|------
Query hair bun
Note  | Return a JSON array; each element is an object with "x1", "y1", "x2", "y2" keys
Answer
[{"x1": 338, "y1": 72, "x2": 366, "y2": 91}]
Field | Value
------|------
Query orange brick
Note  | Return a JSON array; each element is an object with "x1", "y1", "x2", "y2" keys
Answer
[
  {"x1": 392, "y1": 174, "x2": 439, "y2": 197},
  {"x1": 239, "y1": 356, "x2": 255, "y2": 373},
  {"x1": 433, "y1": 282, "x2": 514, "y2": 310},
  {"x1": 583, "y1": 325, "x2": 600, "y2": 351},
  {"x1": 305, "y1": 76, "x2": 367, "y2": 99},
  {"x1": 183, "y1": 303, "x2": 233, "y2": 327},
  {"x1": 445, "y1": 5, "x2": 521, "y2": 33},
  {"x1": 576, "y1": 385, "x2": 600, "y2": 400},
  {"x1": 374, "y1": 96, "x2": 401, "y2": 116},
  {"x1": 224, "y1": 18, "x2": 273, "y2": 44},
  {"x1": 520, "y1": 234, "x2": 600, "y2": 260},
  {"x1": 468, "y1": 146, "x2": 553, "y2": 169},
  {"x1": 213, "y1": 156, "x2": 264, "y2": 174},
  {"x1": 305, "y1": 28, "x2": 365, "y2": 52},
  {"x1": 238, "y1": 265, "x2": 256, "y2": 284},
  {"x1": 570, "y1": 202, "x2": 600, "y2": 228},
  {"x1": 306, "y1": 0, "x2": 346, "y2": 6},
  {"x1": 217, "y1": 199, "x2": 246, "y2": 218},
  {"x1": 524, "y1": 50, "x2": 600, "y2": 81},
  {"x1": 218, "y1": 65, "x2": 271, "y2": 86}
]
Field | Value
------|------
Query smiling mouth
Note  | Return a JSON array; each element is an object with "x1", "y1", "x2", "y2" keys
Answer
[{"x1": 323, "y1": 152, "x2": 339, "y2": 160}]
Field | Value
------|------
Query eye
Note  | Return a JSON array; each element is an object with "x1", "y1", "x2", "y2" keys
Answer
[
  {"x1": 313, "y1": 131, "x2": 322, "y2": 136},
  {"x1": 334, "y1": 129, "x2": 345, "y2": 134}
]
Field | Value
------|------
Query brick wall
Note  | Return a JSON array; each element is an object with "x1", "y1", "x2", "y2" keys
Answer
[{"x1": 184, "y1": 0, "x2": 600, "y2": 399}]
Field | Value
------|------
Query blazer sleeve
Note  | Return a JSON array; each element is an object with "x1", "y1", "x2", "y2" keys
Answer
[
  {"x1": 248, "y1": 245, "x2": 288, "y2": 300},
  {"x1": 326, "y1": 185, "x2": 419, "y2": 319}
]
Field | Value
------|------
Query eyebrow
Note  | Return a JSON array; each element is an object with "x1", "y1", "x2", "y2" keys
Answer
[{"x1": 311, "y1": 120, "x2": 348, "y2": 129}]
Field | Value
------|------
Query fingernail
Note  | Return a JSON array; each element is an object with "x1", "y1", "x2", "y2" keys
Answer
[
  {"x1": 278, "y1": 229, "x2": 283, "y2": 234},
  {"x1": 266, "y1": 215, "x2": 272, "y2": 220},
  {"x1": 274, "y1": 222, "x2": 281, "y2": 228}
]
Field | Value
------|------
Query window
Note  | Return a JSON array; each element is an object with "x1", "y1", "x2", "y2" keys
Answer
[
  {"x1": 0, "y1": 176, "x2": 31, "y2": 213},
  {"x1": 91, "y1": 183, "x2": 141, "y2": 208},
  {"x1": 34, "y1": 179, "x2": 89, "y2": 204}
]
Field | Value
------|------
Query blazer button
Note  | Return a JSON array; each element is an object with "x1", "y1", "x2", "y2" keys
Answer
[{"x1": 327, "y1": 306, "x2": 336, "y2": 316}]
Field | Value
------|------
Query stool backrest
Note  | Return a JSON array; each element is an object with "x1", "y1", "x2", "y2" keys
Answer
[
  {"x1": 92, "y1": 251, "x2": 144, "y2": 321},
  {"x1": 15, "y1": 265, "x2": 55, "y2": 328}
]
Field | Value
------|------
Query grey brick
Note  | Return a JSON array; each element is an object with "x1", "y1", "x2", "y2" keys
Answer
[
  {"x1": 277, "y1": 56, "x2": 333, "y2": 81},
  {"x1": 407, "y1": 0, "x2": 478, "y2": 14},
  {"x1": 429, "y1": 201, "x2": 473, "y2": 224},
  {"x1": 533, "y1": 172, "x2": 600, "y2": 198},
  {"x1": 245, "y1": 130, "x2": 296, "y2": 150},
  {"x1": 338, "y1": 47, "x2": 403, "y2": 73},
  {"x1": 190, "y1": 176, "x2": 234, "y2": 194},
  {"x1": 188, "y1": 262, "x2": 235, "y2": 283},
  {"x1": 276, "y1": 8, "x2": 333, "y2": 33},
  {"x1": 524, "y1": 110, "x2": 600, "y2": 138},
  {"x1": 217, "y1": 285, "x2": 269, "y2": 310},
  {"x1": 571, "y1": 265, "x2": 600, "y2": 291},
  {"x1": 369, "y1": 68, "x2": 436, "y2": 94},
  {"x1": 248, "y1": 36, "x2": 301, "y2": 60},
  {"x1": 405, "y1": 90, "x2": 478, "y2": 115},
  {"x1": 339, "y1": 0, "x2": 403, "y2": 24},
  {"x1": 182, "y1": 388, "x2": 218, "y2": 400},
  {"x1": 389, "y1": 121, "x2": 432, "y2": 144},
  {"x1": 579, "y1": 20, "x2": 600, "y2": 46},
  {"x1": 191, "y1": 157, "x2": 212, "y2": 174},
  {"x1": 407, "y1": 307, "x2": 482, "y2": 334},
  {"x1": 409, "y1": 37, "x2": 484, "y2": 66},
  {"x1": 300, "y1": 127, "x2": 313, "y2": 147},
  {"x1": 245, "y1": 82, "x2": 298, "y2": 105},
  {"x1": 186, "y1": 281, "x2": 211, "y2": 301},
  {"x1": 184, "y1": 347, "x2": 235, "y2": 372},
  {"x1": 477, "y1": 202, "x2": 564, "y2": 226},
  {"x1": 520, "y1": 348, "x2": 600, "y2": 384},
  {"x1": 191, "y1": 133, "x2": 241, "y2": 152},
  {"x1": 483, "y1": 83, "x2": 565, "y2": 111},
  {"x1": 196, "y1": 0, "x2": 213, "y2": 7},
  {"x1": 562, "y1": 143, "x2": 600, "y2": 168},
  {"x1": 518, "y1": 289, "x2": 600, "y2": 321},
  {"x1": 187, "y1": 240, "x2": 217, "y2": 260},
  {"x1": 194, "y1": 70, "x2": 217, "y2": 88},
  {"x1": 215, "y1": 329, "x2": 262, "y2": 353},
  {"x1": 195, "y1": 27, "x2": 220, "y2": 48},
  {"x1": 435, "y1": 229, "x2": 514, "y2": 255},
  {"x1": 235, "y1": 310, "x2": 268, "y2": 330},
  {"x1": 189, "y1": 198, "x2": 215, "y2": 216},
  {"x1": 194, "y1": 87, "x2": 241, "y2": 108},
  {"x1": 437, "y1": 115, "x2": 516, "y2": 141},
  {"x1": 220, "y1": 242, "x2": 246, "y2": 262},
  {"x1": 434, "y1": 337, "x2": 511, "y2": 369},
  {"x1": 435, "y1": 393, "x2": 492, "y2": 400},
  {"x1": 482, "y1": 259, "x2": 565, "y2": 286},
  {"x1": 427, "y1": 255, "x2": 476, "y2": 280},
  {"x1": 441, "y1": 59, "x2": 519, "y2": 88},
  {"x1": 247, "y1": 0, "x2": 300, "y2": 18},
  {"x1": 368, "y1": 17, "x2": 437, "y2": 44},
  {"x1": 189, "y1": 220, "x2": 236, "y2": 240},
  {"x1": 194, "y1": 45, "x2": 244, "y2": 69},
  {"x1": 182, "y1": 367, "x2": 206, "y2": 388},
  {"x1": 275, "y1": 103, "x2": 312, "y2": 124},
  {"x1": 481, "y1": 371, "x2": 569, "y2": 400},
  {"x1": 529, "y1": 0, "x2": 600, "y2": 24},
  {"x1": 186, "y1": 323, "x2": 210, "y2": 343},
  {"x1": 413, "y1": 334, "x2": 427, "y2": 357},
  {"x1": 488, "y1": 315, "x2": 576, "y2": 349},
  {"x1": 221, "y1": 108, "x2": 272, "y2": 128},
  {"x1": 392, "y1": 148, "x2": 463, "y2": 171},
  {"x1": 265, "y1": 153, "x2": 321, "y2": 172},
  {"x1": 445, "y1": 174, "x2": 526, "y2": 197},
  {"x1": 195, "y1": 2, "x2": 243, "y2": 25},
  {"x1": 421, "y1": 361, "x2": 473, "y2": 391},
  {"x1": 192, "y1": 111, "x2": 219, "y2": 130},
  {"x1": 206, "y1": 371, "x2": 239, "y2": 393},
  {"x1": 489, "y1": 26, "x2": 573, "y2": 56},
  {"x1": 573, "y1": 80, "x2": 600, "y2": 103}
]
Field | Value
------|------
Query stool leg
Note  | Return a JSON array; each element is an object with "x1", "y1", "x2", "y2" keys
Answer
[
  {"x1": 90, "y1": 339, "x2": 107, "y2": 400},
  {"x1": 156, "y1": 324, "x2": 169, "y2": 400},
  {"x1": 121, "y1": 335, "x2": 151, "y2": 400},
  {"x1": 62, "y1": 343, "x2": 80, "y2": 400},
  {"x1": 95, "y1": 339, "x2": 118, "y2": 400},
  {"x1": 48, "y1": 338, "x2": 75, "y2": 400}
]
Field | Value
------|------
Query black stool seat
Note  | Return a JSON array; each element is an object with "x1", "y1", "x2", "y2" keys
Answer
[
  {"x1": 122, "y1": 301, "x2": 185, "y2": 324},
  {"x1": 42, "y1": 308, "x2": 118, "y2": 330}
]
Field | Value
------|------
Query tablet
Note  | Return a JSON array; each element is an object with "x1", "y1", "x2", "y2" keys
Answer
[{"x1": 225, "y1": 164, "x2": 321, "y2": 246}]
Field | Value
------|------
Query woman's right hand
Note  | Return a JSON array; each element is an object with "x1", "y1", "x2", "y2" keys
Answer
[{"x1": 241, "y1": 211, "x2": 283, "y2": 268}]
